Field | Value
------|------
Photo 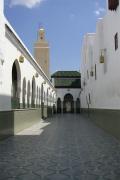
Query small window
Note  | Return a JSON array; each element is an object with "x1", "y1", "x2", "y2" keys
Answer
[
  {"x1": 115, "y1": 33, "x2": 118, "y2": 50},
  {"x1": 95, "y1": 64, "x2": 97, "y2": 80},
  {"x1": 89, "y1": 93, "x2": 91, "y2": 104},
  {"x1": 87, "y1": 70, "x2": 89, "y2": 79}
]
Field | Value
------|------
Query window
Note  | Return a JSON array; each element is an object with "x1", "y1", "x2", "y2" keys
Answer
[
  {"x1": 115, "y1": 33, "x2": 118, "y2": 50},
  {"x1": 87, "y1": 70, "x2": 89, "y2": 79},
  {"x1": 89, "y1": 93, "x2": 91, "y2": 104},
  {"x1": 95, "y1": 64, "x2": 97, "y2": 80}
]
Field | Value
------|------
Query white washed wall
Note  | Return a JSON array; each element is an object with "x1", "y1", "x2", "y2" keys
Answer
[
  {"x1": 0, "y1": 15, "x2": 56, "y2": 111},
  {"x1": 81, "y1": 4, "x2": 120, "y2": 110},
  {"x1": 56, "y1": 89, "x2": 80, "y2": 101}
]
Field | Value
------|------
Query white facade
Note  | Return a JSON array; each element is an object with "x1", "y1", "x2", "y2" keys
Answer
[
  {"x1": 56, "y1": 88, "x2": 81, "y2": 113},
  {"x1": 56, "y1": 89, "x2": 80, "y2": 102},
  {"x1": 0, "y1": 1, "x2": 56, "y2": 112},
  {"x1": 81, "y1": 1, "x2": 120, "y2": 110}
]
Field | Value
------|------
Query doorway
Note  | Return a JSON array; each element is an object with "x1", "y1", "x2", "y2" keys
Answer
[
  {"x1": 11, "y1": 60, "x2": 21, "y2": 109},
  {"x1": 63, "y1": 94, "x2": 74, "y2": 113}
]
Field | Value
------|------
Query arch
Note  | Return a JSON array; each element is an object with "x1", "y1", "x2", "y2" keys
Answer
[
  {"x1": 27, "y1": 80, "x2": 30, "y2": 108},
  {"x1": 41, "y1": 84, "x2": 44, "y2": 118},
  {"x1": 39, "y1": 87, "x2": 41, "y2": 108},
  {"x1": 76, "y1": 98, "x2": 80, "y2": 113},
  {"x1": 41, "y1": 84, "x2": 44, "y2": 104},
  {"x1": 57, "y1": 98, "x2": 62, "y2": 113},
  {"x1": 47, "y1": 89, "x2": 49, "y2": 107},
  {"x1": 63, "y1": 93, "x2": 74, "y2": 113},
  {"x1": 36, "y1": 86, "x2": 38, "y2": 108},
  {"x1": 50, "y1": 92, "x2": 52, "y2": 106},
  {"x1": 53, "y1": 94, "x2": 55, "y2": 104},
  {"x1": 31, "y1": 76, "x2": 36, "y2": 108},
  {"x1": 53, "y1": 104, "x2": 56, "y2": 114},
  {"x1": 52, "y1": 94, "x2": 54, "y2": 104},
  {"x1": 44, "y1": 91, "x2": 45, "y2": 103},
  {"x1": 22, "y1": 77, "x2": 26, "y2": 108},
  {"x1": 47, "y1": 89, "x2": 50, "y2": 117},
  {"x1": 11, "y1": 60, "x2": 21, "y2": 109}
]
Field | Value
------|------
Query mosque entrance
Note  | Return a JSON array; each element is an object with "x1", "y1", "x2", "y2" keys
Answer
[
  {"x1": 63, "y1": 94, "x2": 74, "y2": 113},
  {"x1": 66, "y1": 102, "x2": 71, "y2": 112}
]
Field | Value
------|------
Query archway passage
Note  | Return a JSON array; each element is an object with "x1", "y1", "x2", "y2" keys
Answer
[
  {"x1": 57, "y1": 98, "x2": 62, "y2": 113},
  {"x1": 63, "y1": 94, "x2": 74, "y2": 113},
  {"x1": 11, "y1": 61, "x2": 21, "y2": 109}
]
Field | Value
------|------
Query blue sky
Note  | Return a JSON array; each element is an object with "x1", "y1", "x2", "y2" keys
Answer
[{"x1": 5, "y1": 0, "x2": 106, "y2": 73}]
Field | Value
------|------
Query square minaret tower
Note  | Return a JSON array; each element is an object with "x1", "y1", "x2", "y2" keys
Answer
[{"x1": 34, "y1": 28, "x2": 50, "y2": 79}]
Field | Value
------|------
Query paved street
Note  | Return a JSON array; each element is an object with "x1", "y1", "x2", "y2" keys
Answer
[{"x1": 1, "y1": 114, "x2": 120, "y2": 180}]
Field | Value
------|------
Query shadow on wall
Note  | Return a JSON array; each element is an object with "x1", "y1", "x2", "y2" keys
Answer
[
  {"x1": 81, "y1": 108, "x2": 120, "y2": 140},
  {"x1": 0, "y1": 95, "x2": 14, "y2": 140},
  {"x1": 0, "y1": 94, "x2": 11, "y2": 110},
  {"x1": 0, "y1": 94, "x2": 56, "y2": 140},
  {"x1": 0, "y1": 94, "x2": 41, "y2": 140}
]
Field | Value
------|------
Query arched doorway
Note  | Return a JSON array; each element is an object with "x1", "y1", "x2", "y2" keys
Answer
[
  {"x1": 27, "y1": 81, "x2": 30, "y2": 108},
  {"x1": 63, "y1": 94, "x2": 74, "y2": 113},
  {"x1": 39, "y1": 87, "x2": 41, "y2": 108},
  {"x1": 47, "y1": 89, "x2": 49, "y2": 116},
  {"x1": 22, "y1": 77, "x2": 26, "y2": 108},
  {"x1": 11, "y1": 60, "x2": 21, "y2": 109},
  {"x1": 76, "y1": 98, "x2": 80, "y2": 113},
  {"x1": 53, "y1": 104, "x2": 56, "y2": 114},
  {"x1": 31, "y1": 76, "x2": 36, "y2": 108},
  {"x1": 57, "y1": 98, "x2": 62, "y2": 113},
  {"x1": 36, "y1": 86, "x2": 38, "y2": 108},
  {"x1": 41, "y1": 84, "x2": 44, "y2": 118}
]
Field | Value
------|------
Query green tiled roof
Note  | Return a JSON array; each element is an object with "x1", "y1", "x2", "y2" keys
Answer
[
  {"x1": 54, "y1": 78, "x2": 81, "y2": 88},
  {"x1": 51, "y1": 71, "x2": 81, "y2": 78}
]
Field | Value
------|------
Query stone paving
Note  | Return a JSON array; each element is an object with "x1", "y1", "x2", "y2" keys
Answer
[{"x1": 1, "y1": 114, "x2": 120, "y2": 180}]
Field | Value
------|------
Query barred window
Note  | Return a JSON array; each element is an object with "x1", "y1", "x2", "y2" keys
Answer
[{"x1": 115, "y1": 33, "x2": 118, "y2": 51}]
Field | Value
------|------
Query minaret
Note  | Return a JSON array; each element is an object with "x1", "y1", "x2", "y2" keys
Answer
[{"x1": 34, "y1": 28, "x2": 50, "y2": 78}]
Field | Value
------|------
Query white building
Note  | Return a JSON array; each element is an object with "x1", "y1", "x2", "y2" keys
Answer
[
  {"x1": 80, "y1": 0, "x2": 120, "y2": 138},
  {"x1": 51, "y1": 71, "x2": 81, "y2": 113},
  {"x1": 0, "y1": 0, "x2": 56, "y2": 139}
]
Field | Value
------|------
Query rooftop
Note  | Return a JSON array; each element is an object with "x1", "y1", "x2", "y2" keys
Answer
[
  {"x1": 51, "y1": 71, "x2": 81, "y2": 78},
  {"x1": 54, "y1": 78, "x2": 81, "y2": 88}
]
